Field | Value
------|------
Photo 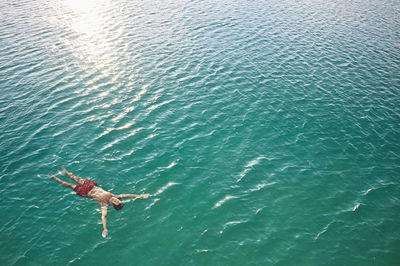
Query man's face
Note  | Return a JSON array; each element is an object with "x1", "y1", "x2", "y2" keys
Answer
[
  {"x1": 110, "y1": 197, "x2": 121, "y2": 205},
  {"x1": 110, "y1": 197, "x2": 124, "y2": 210}
]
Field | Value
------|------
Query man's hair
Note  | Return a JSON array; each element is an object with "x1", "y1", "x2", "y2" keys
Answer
[{"x1": 113, "y1": 202, "x2": 124, "y2": 210}]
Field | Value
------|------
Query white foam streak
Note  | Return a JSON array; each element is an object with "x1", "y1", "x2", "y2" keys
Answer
[
  {"x1": 145, "y1": 198, "x2": 160, "y2": 211},
  {"x1": 166, "y1": 162, "x2": 176, "y2": 169},
  {"x1": 249, "y1": 181, "x2": 277, "y2": 192},
  {"x1": 315, "y1": 222, "x2": 333, "y2": 240},
  {"x1": 237, "y1": 156, "x2": 264, "y2": 182},
  {"x1": 154, "y1": 182, "x2": 180, "y2": 196},
  {"x1": 213, "y1": 195, "x2": 238, "y2": 209},
  {"x1": 353, "y1": 203, "x2": 361, "y2": 211},
  {"x1": 220, "y1": 220, "x2": 247, "y2": 234}
]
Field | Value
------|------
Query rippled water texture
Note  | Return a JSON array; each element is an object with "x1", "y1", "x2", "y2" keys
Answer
[{"x1": 1, "y1": 0, "x2": 400, "y2": 265}]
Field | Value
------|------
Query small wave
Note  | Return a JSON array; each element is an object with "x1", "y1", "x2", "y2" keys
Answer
[
  {"x1": 116, "y1": 122, "x2": 135, "y2": 131},
  {"x1": 99, "y1": 127, "x2": 143, "y2": 152},
  {"x1": 220, "y1": 220, "x2": 248, "y2": 234},
  {"x1": 352, "y1": 203, "x2": 361, "y2": 212},
  {"x1": 213, "y1": 195, "x2": 238, "y2": 209},
  {"x1": 165, "y1": 161, "x2": 177, "y2": 169},
  {"x1": 111, "y1": 106, "x2": 134, "y2": 123},
  {"x1": 249, "y1": 181, "x2": 277, "y2": 192},
  {"x1": 145, "y1": 98, "x2": 175, "y2": 117},
  {"x1": 195, "y1": 249, "x2": 209, "y2": 253},
  {"x1": 237, "y1": 156, "x2": 264, "y2": 182},
  {"x1": 154, "y1": 182, "x2": 180, "y2": 197},
  {"x1": 132, "y1": 83, "x2": 150, "y2": 104},
  {"x1": 145, "y1": 198, "x2": 160, "y2": 211},
  {"x1": 314, "y1": 221, "x2": 334, "y2": 241},
  {"x1": 362, "y1": 182, "x2": 396, "y2": 197}
]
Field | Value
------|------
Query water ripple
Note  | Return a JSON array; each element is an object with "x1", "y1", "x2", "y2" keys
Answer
[{"x1": 1, "y1": 0, "x2": 400, "y2": 265}]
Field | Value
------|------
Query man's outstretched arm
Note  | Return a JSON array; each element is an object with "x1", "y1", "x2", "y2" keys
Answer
[
  {"x1": 101, "y1": 205, "x2": 109, "y2": 238},
  {"x1": 115, "y1": 193, "x2": 150, "y2": 199},
  {"x1": 49, "y1": 174, "x2": 76, "y2": 189}
]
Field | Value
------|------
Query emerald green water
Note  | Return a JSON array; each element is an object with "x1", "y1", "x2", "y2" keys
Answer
[{"x1": 1, "y1": 0, "x2": 400, "y2": 265}]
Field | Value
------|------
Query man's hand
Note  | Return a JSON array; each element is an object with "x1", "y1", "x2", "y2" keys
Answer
[
  {"x1": 139, "y1": 193, "x2": 150, "y2": 199},
  {"x1": 61, "y1": 166, "x2": 67, "y2": 174},
  {"x1": 102, "y1": 229, "x2": 108, "y2": 238}
]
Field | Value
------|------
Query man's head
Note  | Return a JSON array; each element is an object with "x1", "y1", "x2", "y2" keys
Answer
[{"x1": 109, "y1": 197, "x2": 124, "y2": 210}]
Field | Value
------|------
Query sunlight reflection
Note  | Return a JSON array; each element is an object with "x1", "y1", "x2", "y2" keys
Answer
[
  {"x1": 63, "y1": 0, "x2": 98, "y2": 13},
  {"x1": 62, "y1": 0, "x2": 105, "y2": 36},
  {"x1": 54, "y1": 0, "x2": 121, "y2": 75}
]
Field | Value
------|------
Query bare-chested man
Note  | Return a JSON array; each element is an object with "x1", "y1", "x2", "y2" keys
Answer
[{"x1": 49, "y1": 166, "x2": 150, "y2": 238}]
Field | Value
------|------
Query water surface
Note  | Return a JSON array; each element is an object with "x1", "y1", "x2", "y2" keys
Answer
[{"x1": 1, "y1": 0, "x2": 400, "y2": 265}]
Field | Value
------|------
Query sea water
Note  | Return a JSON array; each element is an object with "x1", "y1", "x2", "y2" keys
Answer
[{"x1": 1, "y1": 0, "x2": 400, "y2": 265}]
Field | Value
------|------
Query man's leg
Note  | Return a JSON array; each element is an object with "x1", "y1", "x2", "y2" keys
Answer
[
  {"x1": 62, "y1": 166, "x2": 85, "y2": 185},
  {"x1": 49, "y1": 174, "x2": 76, "y2": 189}
]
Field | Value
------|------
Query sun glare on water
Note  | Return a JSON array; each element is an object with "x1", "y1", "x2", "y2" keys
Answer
[
  {"x1": 51, "y1": 0, "x2": 122, "y2": 76},
  {"x1": 62, "y1": 0, "x2": 105, "y2": 36},
  {"x1": 63, "y1": 0, "x2": 98, "y2": 13}
]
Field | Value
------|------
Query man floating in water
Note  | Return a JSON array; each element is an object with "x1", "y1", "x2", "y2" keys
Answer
[{"x1": 49, "y1": 166, "x2": 150, "y2": 238}]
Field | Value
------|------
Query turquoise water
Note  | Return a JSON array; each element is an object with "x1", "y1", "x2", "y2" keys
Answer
[{"x1": 1, "y1": 0, "x2": 400, "y2": 265}]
